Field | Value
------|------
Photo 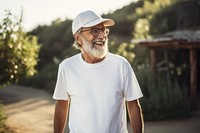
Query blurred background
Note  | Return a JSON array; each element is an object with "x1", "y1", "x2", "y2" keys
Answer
[{"x1": 0, "y1": 0, "x2": 200, "y2": 132}]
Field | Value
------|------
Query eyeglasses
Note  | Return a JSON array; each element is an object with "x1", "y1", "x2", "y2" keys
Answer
[{"x1": 81, "y1": 27, "x2": 110, "y2": 37}]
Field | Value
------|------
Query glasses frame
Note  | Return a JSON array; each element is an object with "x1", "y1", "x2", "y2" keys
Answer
[{"x1": 81, "y1": 27, "x2": 110, "y2": 37}]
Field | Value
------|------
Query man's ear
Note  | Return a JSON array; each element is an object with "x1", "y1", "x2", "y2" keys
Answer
[
  {"x1": 74, "y1": 34, "x2": 82, "y2": 46},
  {"x1": 76, "y1": 36, "x2": 83, "y2": 45}
]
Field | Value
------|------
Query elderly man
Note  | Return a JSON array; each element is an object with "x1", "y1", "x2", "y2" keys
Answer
[{"x1": 53, "y1": 10, "x2": 144, "y2": 133}]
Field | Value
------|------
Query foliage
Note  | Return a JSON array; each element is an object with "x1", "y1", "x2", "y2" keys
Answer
[
  {"x1": 0, "y1": 10, "x2": 40, "y2": 88},
  {"x1": 133, "y1": 0, "x2": 179, "y2": 38},
  {"x1": 133, "y1": 18, "x2": 151, "y2": 39},
  {"x1": 108, "y1": 34, "x2": 136, "y2": 63},
  {"x1": 136, "y1": 66, "x2": 190, "y2": 121},
  {"x1": 0, "y1": 101, "x2": 6, "y2": 132},
  {"x1": 21, "y1": 19, "x2": 78, "y2": 91},
  {"x1": 131, "y1": 0, "x2": 197, "y2": 97},
  {"x1": 30, "y1": 19, "x2": 77, "y2": 69},
  {"x1": 150, "y1": 0, "x2": 200, "y2": 35},
  {"x1": 103, "y1": 1, "x2": 143, "y2": 36},
  {"x1": 0, "y1": 101, "x2": 16, "y2": 133},
  {"x1": 20, "y1": 63, "x2": 58, "y2": 93}
]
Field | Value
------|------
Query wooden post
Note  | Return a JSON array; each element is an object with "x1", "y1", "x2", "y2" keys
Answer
[
  {"x1": 150, "y1": 49, "x2": 157, "y2": 75},
  {"x1": 190, "y1": 49, "x2": 198, "y2": 110}
]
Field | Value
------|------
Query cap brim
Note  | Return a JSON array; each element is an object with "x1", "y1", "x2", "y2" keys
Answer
[{"x1": 83, "y1": 18, "x2": 115, "y2": 28}]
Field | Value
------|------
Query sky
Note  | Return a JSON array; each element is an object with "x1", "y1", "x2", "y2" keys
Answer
[{"x1": 0, "y1": 0, "x2": 138, "y2": 31}]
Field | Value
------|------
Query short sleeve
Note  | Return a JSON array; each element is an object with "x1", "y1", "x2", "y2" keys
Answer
[
  {"x1": 53, "y1": 64, "x2": 69, "y2": 100},
  {"x1": 123, "y1": 62, "x2": 143, "y2": 101}
]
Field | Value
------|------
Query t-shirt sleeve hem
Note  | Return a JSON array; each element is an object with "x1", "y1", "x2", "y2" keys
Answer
[
  {"x1": 125, "y1": 95, "x2": 143, "y2": 101},
  {"x1": 52, "y1": 96, "x2": 69, "y2": 101}
]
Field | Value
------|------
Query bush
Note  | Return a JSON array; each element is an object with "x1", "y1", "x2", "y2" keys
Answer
[
  {"x1": 0, "y1": 10, "x2": 40, "y2": 89},
  {"x1": 136, "y1": 66, "x2": 190, "y2": 121},
  {"x1": 20, "y1": 63, "x2": 58, "y2": 94},
  {"x1": 0, "y1": 101, "x2": 7, "y2": 132}
]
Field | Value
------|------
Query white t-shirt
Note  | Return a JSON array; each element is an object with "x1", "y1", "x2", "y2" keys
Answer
[{"x1": 53, "y1": 52, "x2": 143, "y2": 133}]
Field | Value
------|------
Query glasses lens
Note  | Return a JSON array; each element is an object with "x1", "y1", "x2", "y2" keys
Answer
[
  {"x1": 91, "y1": 28, "x2": 100, "y2": 37},
  {"x1": 91, "y1": 27, "x2": 110, "y2": 37}
]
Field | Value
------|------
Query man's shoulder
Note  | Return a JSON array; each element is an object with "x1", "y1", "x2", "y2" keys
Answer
[
  {"x1": 59, "y1": 54, "x2": 80, "y2": 68},
  {"x1": 107, "y1": 53, "x2": 129, "y2": 64}
]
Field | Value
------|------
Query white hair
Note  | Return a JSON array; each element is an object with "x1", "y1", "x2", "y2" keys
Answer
[{"x1": 72, "y1": 29, "x2": 82, "y2": 50}]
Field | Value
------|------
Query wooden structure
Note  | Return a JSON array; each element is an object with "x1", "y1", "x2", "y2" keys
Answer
[{"x1": 134, "y1": 30, "x2": 200, "y2": 110}]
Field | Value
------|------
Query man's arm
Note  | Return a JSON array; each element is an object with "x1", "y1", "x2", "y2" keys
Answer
[
  {"x1": 54, "y1": 100, "x2": 70, "y2": 133},
  {"x1": 127, "y1": 99, "x2": 144, "y2": 133}
]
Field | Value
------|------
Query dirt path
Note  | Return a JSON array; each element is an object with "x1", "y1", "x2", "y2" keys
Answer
[
  {"x1": 0, "y1": 85, "x2": 55, "y2": 133},
  {"x1": 0, "y1": 85, "x2": 200, "y2": 133}
]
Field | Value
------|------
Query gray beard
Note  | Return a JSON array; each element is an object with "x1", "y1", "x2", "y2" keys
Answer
[{"x1": 82, "y1": 38, "x2": 108, "y2": 59}]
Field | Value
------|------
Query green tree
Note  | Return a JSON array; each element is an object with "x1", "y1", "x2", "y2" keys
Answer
[
  {"x1": 0, "y1": 10, "x2": 40, "y2": 89},
  {"x1": 30, "y1": 19, "x2": 75, "y2": 69}
]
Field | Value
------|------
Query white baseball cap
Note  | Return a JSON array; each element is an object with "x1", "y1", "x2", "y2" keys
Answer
[{"x1": 72, "y1": 10, "x2": 115, "y2": 35}]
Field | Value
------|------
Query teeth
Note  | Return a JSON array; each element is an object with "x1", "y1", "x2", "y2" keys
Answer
[{"x1": 93, "y1": 41, "x2": 104, "y2": 45}]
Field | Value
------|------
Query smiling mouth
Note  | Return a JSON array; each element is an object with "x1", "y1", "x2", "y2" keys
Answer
[{"x1": 92, "y1": 41, "x2": 105, "y2": 46}]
